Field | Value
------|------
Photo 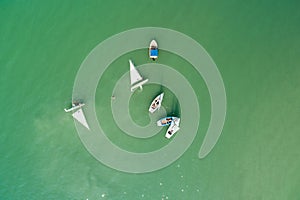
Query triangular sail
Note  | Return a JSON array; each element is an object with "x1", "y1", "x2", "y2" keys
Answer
[
  {"x1": 129, "y1": 60, "x2": 143, "y2": 85},
  {"x1": 72, "y1": 108, "x2": 90, "y2": 130},
  {"x1": 129, "y1": 59, "x2": 148, "y2": 91}
]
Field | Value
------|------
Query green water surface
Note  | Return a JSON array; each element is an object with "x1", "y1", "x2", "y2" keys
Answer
[{"x1": 1, "y1": 0, "x2": 300, "y2": 199}]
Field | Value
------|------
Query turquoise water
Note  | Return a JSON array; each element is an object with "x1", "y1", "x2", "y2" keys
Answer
[{"x1": 1, "y1": 0, "x2": 300, "y2": 199}]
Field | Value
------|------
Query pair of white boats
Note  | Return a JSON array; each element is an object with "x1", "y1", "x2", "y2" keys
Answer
[
  {"x1": 148, "y1": 92, "x2": 181, "y2": 139},
  {"x1": 65, "y1": 40, "x2": 180, "y2": 138}
]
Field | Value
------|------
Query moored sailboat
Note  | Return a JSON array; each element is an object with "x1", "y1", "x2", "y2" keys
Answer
[
  {"x1": 64, "y1": 102, "x2": 90, "y2": 130},
  {"x1": 149, "y1": 93, "x2": 164, "y2": 113},
  {"x1": 129, "y1": 59, "x2": 148, "y2": 92}
]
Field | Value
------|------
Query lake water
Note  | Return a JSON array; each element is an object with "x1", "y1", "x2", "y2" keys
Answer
[{"x1": 1, "y1": 1, "x2": 299, "y2": 199}]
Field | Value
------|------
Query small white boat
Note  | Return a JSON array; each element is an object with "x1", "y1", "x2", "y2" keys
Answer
[
  {"x1": 165, "y1": 121, "x2": 180, "y2": 139},
  {"x1": 64, "y1": 102, "x2": 90, "y2": 130},
  {"x1": 149, "y1": 39, "x2": 158, "y2": 60},
  {"x1": 149, "y1": 93, "x2": 164, "y2": 113},
  {"x1": 157, "y1": 116, "x2": 180, "y2": 127},
  {"x1": 64, "y1": 102, "x2": 85, "y2": 112},
  {"x1": 129, "y1": 59, "x2": 148, "y2": 92}
]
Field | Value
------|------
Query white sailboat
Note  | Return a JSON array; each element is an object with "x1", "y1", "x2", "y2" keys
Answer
[
  {"x1": 149, "y1": 93, "x2": 164, "y2": 113},
  {"x1": 129, "y1": 59, "x2": 148, "y2": 92},
  {"x1": 64, "y1": 102, "x2": 90, "y2": 130}
]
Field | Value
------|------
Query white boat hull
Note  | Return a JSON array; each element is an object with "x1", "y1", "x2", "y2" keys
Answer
[
  {"x1": 165, "y1": 122, "x2": 180, "y2": 139},
  {"x1": 149, "y1": 93, "x2": 164, "y2": 113},
  {"x1": 64, "y1": 103, "x2": 85, "y2": 112},
  {"x1": 149, "y1": 39, "x2": 158, "y2": 59},
  {"x1": 131, "y1": 79, "x2": 149, "y2": 92},
  {"x1": 157, "y1": 117, "x2": 180, "y2": 127}
]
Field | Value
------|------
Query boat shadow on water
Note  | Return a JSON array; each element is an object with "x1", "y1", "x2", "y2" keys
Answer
[{"x1": 162, "y1": 91, "x2": 181, "y2": 118}]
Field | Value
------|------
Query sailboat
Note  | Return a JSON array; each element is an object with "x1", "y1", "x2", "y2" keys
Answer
[
  {"x1": 129, "y1": 59, "x2": 148, "y2": 92},
  {"x1": 149, "y1": 93, "x2": 164, "y2": 113},
  {"x1": 64, "y1": 102, "x2": 90, "y2": 130},
  {"x1": 149, "y1": 40, "x2": 158, "y2": 60}
]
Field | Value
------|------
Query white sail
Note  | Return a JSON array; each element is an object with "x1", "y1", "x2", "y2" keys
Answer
[
  {"x1": 129, "y1": 60, "x2": 143, "y2": 85},
  {"x1": 72, "y1": 108, "x2": 90, "y2": 130},
  {"x1": 129, "y1": 59, "x2": 148, "y2": 91}
]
